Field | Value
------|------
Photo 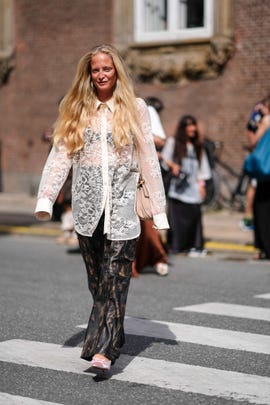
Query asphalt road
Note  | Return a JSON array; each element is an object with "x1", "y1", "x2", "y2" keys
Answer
[{"x1": 0, "y1": 234, "x2": 270, "y2": 405}]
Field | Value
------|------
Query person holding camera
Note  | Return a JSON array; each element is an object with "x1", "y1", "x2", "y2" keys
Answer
[
  {"x1": 248, "y1": 96, "x2": 270, "y2": 259},
  {"x1": 240, "y1": 96, "x2": 270, "y2": 233},
  {"x1": 161, "y1": 115, "x2": 211, "y2": 256}
]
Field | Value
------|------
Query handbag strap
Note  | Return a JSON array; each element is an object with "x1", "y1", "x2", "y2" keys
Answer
[{"x1": 135, "y1": 140, "x2": 144, "y2": 177}]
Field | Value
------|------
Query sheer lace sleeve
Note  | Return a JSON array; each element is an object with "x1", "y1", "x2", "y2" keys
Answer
[
  {"x1": 35, "y1": 144, "x2": 72, "y2": 220},
  {"x1": 136, "y1": 98, "x2": 168, "y2": 228}
]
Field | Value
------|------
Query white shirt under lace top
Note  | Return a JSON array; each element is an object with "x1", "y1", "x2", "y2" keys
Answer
[
  {"x1": 147, "y1": 105, "x2": 166, "y2": 140},
  {"x1": 35, "y1": 97, "x2": 169, "y2": 240}
]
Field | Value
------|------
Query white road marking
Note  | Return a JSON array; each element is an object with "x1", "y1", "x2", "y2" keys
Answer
[
  {"x1": 77, "y1": 316, "x2": 270, "y2": 354},
  {"x1": 0, "y1": 339, "x2": 269, "y2": 404},
  {"x1": 174, "y1": 302, "x2": 270, "y2": 322},
  {"x1": 0, "y1": 393, "x2": 61, "y2": 405},
  {"x1": 254, "y1": 293, "x2": 270, "y2": 300}
]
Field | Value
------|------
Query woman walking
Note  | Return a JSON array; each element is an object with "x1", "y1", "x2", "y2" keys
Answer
[{"x1": 35, "y1": 44, "x2": 168, "y2": 371}]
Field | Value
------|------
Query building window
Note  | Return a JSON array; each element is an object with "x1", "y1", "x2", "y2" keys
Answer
[
  {"x1": 134, "y1": 0, "x2": 213, "y2": 43},
  {"x1": 0, "y1": 0, "x2": 15, "y2": 85}
]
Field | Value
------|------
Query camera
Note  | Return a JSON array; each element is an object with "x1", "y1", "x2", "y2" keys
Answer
[
  {"x1": 175, "y1": 171, "x2": 188, "y2": 192},
  {"x1": 246, "y1": 109, "x2": 264, "y2": 132}
]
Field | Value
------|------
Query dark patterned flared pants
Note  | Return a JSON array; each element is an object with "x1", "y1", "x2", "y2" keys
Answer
[{"x1": 77, "y1": 218, "x2": 137, "y2": 364}]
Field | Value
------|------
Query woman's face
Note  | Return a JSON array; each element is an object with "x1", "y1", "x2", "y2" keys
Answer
[
  {"x1": 90, "y1": 52, "x2": 117, "y2": 100},
  {"x1": 185, "y1": 123, "x2": 197, "y2": 139}
]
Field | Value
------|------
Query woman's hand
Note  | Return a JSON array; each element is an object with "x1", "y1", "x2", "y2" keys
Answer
[
  {"x1": 252, "y1": 115, "x2": 270, "y2": 147},
  {"x1": 35, "y1": 211, "x2": 50, "y2": 221},
  {"x1": 198, "y1": 179, "x2": 206, "y2": 200},
  {"x1": 170, "y1": 162, "x2": 181, "y2": 177}
]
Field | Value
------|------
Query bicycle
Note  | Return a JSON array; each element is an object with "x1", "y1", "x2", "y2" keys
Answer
[{"x1": 203, "y1": 138, "x2": 250, "y2": 212}]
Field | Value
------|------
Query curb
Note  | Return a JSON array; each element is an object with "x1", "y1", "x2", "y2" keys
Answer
[
  {"x1": 0, "y1": 224, "x2": 256, "y2": 253},
  {"x1": 0, "y1": 225, "x2": 61, "y2": 237},
  {"x1": 205, "y1": 241, "x2": 255, "y2": 253}
]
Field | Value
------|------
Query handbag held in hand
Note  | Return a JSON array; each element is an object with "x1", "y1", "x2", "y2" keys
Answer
[{"x1": 244, "y1": 127, "x2": 270, "y2": 181}]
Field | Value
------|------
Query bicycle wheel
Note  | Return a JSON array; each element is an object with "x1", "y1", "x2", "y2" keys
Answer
[{"x1": 230, "y1": 173, "x2": 250, "y2": 212}]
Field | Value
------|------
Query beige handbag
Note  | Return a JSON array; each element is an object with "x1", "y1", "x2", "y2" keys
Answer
[{"x1": 136, "y1": 174, "x2": 152, "y2": 220}]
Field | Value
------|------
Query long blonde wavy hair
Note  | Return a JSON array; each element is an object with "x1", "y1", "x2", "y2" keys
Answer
[{"x1": 53, "y1": 44, "x2": 141, "y2": 154}]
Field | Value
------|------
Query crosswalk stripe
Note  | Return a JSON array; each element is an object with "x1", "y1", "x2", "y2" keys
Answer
[
  {"x1": 0, "y1": 393, "x2": 61, "y2": 405},
  {"x1": 0, "y1": 339, "x2": 269, "y2": 404},
  {"x1": 174, "y1": 302, "x2": 270, "y2": 322},
  {"x1": 76, "y1": 317, "x2": 270, "y2": 354},
  {"x1": 254, "y1": 293, "x2": 270, "y2": 300}
]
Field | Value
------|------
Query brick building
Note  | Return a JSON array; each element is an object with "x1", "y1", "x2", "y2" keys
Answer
[{"x1": 0, "y1": 0, "x2": 269, "y2": 194}]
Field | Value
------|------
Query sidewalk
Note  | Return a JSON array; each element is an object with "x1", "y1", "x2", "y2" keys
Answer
[
  {"x1": 202, "y1": 209, "x2": 254, "y2": 253},
  {"x1": 0, "y1": 193, "x2": 255, "y2": 253}
]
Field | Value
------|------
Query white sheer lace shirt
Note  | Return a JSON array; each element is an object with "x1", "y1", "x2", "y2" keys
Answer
[{"x1": 35, "y1": 97, "x2": 169, "y2": 240}]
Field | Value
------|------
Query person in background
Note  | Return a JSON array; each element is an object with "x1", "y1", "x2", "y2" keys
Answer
[
  {"x1": 34, "y1": 44, "x2": 168, "y2": 372},
  {"x1": 239, "y1": 179, "x2": 256, "y2": 232},
  {"x1": 239, "y1": 101, "x2": 263, "y2": 231},
  {"x1": 132, "y1": 96, "x2": 169, "y2": 277},
  {"x1": 248, "y1": 96, "x2": 270, "y2": 259},
  {"x1": 240, "y1": 96, "x2": 270, "y2": 232},
  {"x1": 161, "y1": 115, "x2": 211, "y2": 257},
  {"x1": 145, "y1": 96, "x2": 167, "y2": 152}
]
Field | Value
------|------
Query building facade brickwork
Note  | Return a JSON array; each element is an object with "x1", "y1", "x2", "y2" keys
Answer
[{"x1": 0, "y1": 0, "x2": 269, "y2": 194}]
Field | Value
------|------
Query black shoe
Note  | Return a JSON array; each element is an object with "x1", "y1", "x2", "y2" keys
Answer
[{"x1": 66, "y1": 247, "x2": 81, "y2": 254}]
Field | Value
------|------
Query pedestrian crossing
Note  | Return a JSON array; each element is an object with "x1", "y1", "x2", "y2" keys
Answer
[
  {"x1": 78, "y1": 316, "x2": 270, "y2": 354},
  {"x1": 0, "y1": 393, "x2": 61, "y2": 405},
  {"x1": 1, "y1": 298, "x2": 270, "y2": 405},
  {"x1": 255, "y1": 293, "x2": 270, "y2": 300},
  {"x1": 174, "y1": 302, "x2": 270, "y2": 321},
  {"x1": 1, "y1": 338, "x2": 270, "y2": 404}
]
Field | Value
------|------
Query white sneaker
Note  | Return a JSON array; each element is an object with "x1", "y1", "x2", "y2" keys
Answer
[
  {"x1": 155, "y1": 262, "x2": 169, "y2": 276},
  {"x1": 199, "y1": 249, "x2": 208, "y2": 257},
  {"x1": 188, "y1": 248, "x2": 208, "y2": 258}
]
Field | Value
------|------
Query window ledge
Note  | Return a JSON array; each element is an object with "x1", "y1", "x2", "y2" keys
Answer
[
  {"x1": 125, "y1": 35, "x2": 234, "y2": 83},
  {"x1": 0, "y1": 53, "x2": 15, "y2": 85},
  {"x1": 129, "y1": 37, "x2": 212, "y2": 49}
]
